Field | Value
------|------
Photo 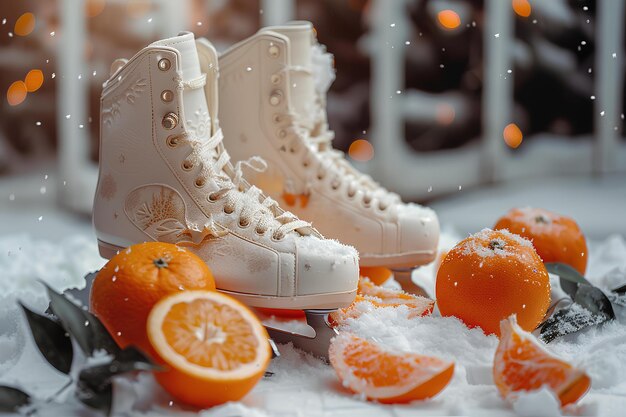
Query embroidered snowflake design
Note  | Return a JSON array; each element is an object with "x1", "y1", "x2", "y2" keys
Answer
[
  {"x1": 186, "y1": 109, "x2": 211, "y2": 140},
  {"x1": 102, "y1": 78, "x2": 147, "y2": 125}
]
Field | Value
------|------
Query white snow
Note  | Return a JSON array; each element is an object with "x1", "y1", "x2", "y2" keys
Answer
[{"x1": 0, "y1": 228, "x2": 625, "y2": 416}]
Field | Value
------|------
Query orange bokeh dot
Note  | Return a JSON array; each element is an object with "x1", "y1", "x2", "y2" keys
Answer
[
  {"x1": 86, "y1": 0, "x2": 107, "y2": 18},
  {"x1": 7, "y1": 81, "x2": 27, "y2": 106},
  {"x1": 348, "y1": 139, "x2": 374, "y2": 162},
  {"x1": 14, "y1": 12, "x2": 36, "y2": 36},
  {"x1": 437, "y1": 10, "x2": 461, "y2": 30},
  {"x1": 25, "y1": 69, "x2": 44, "y2": 92},
  {"x1": 512, "y1": 0, "x2": 532, "y2": 18},
  {"x1": 436, "y1": 103, "x2": 456, "y2": 125},
  {"x1": 503, "y1": 123, "x2": 523, "y2": 148}
]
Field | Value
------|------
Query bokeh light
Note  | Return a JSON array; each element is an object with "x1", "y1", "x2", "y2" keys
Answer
[
  {"x1": 512, "y1": 0, "x2": 532, "y2": 18},
  {"x1": 437, "y1": 10, "x2": 461, "y2": 30},
  {"x1": 349, "y1": 139, "x2": 374, "y2": 162},
  {"x1": 503, "y1": 123, "x2": 523, "y2": 148},
  {"x1": 25, "y1": 69, "x2": 44, "y2": 92},
  {"x1": 86, "y1": 0, "x2": 107, "y2": 18},
  {"x1": 436, "y1": 103, "x2": 456, "y2": 125},
  {"x1": 7, "y1": 81, "x2": 27, "y2": 106},
  {"x1": 14, "y1": 12, "x2": 36, "y2": 36},
  {"x1": 127, "y1": 0, "x2": 153, "y2": 18}
]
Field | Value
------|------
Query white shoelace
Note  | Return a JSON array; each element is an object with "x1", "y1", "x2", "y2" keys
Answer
[{"x1": 170, "y1": 128, "x2": 312, "y2": 240}]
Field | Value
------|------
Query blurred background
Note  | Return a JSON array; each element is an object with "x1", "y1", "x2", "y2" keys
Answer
[{"x1": 0, "y1": 0, "x2": 624, "y2": 240}]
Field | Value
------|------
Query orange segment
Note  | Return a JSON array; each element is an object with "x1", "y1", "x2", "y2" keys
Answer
[
  {"x1": 148, "y1": 290, "x2": 271, "y2": 407},
  {"x1": 493, "y1": 316, "x2": 591, "y2": 407},
  {"x1": 329, "y1": 279, "x2": 434, "y2": 327},
  {"x1": 329, "y1": 333, "x2": 454, "y2": 403}
]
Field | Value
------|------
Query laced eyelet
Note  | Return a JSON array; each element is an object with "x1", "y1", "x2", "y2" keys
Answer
[
  {"x1": 166, "y1": 136, "x2": 179, "y2": 148},
  {"x1": 255, "y1": 227, "x2": 265, "y2": 235},
  {"x1": 331, "y1": 182, "x2": 340, "y2": 190},
  {"x1": 347, "y1": 189, "x2": 356, "y2": 199},
  {"x1": 302, "y1": 159, "x2": 310, "y2": 168},
  {"x1": 238, "y1": 218, "x2": 250, "y2": 228},
  {"x1": 223, "y1": 205, "x2": 234, "y2": 214},
  {"x1": 271, "y1": 232, "x2": 284, "y2": 241},
  {"x1": 378, "y1": 203, "x2": 388, "y2": 211},
  {"x1": 194, "y1": 178, "x2": 206, "y2": 188},
  {"x1": 273, "y1": 114, "x2": 282, "y2": 123},
  {"x1": 362, "y1": 198, "x2": 372, "y2": 208},
  {"x1": 317, "y1": 172, "x2": 325, "y2": 181},
  {"x1": 207, "y1": 193, "x2": 218, "y2": 202},
  {"x1": 181, "y1": 160, "x2": 193, "y2": 171},
  {"x1": 289, "y1": 147, "x2": 297, "y2": 154}
]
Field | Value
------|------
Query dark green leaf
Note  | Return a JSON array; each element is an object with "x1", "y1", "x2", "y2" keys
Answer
[
  {"x1": 44, "y1": 282, "x2": 95, "y2": 355},
  {"x1": 0, "y1": 385, "x2": 30, "y2": 412},
  {"x1": 82, "y1": 309, "x2": 121, "y2": 356},
  {"x1": 540, "y1": 303, "x2": 610, "y2": 343},
  {"x1": 76, "y1": 346, "x2": 160, "y2": 416},
  {"x1": 76, "y1": 378, "x2": 112, "y2": 416},
  {"x1": 545, "y1": 262, "x2": 592, "y2": 299},
  {"x1": 20, "y1": 302, "x2": 73, "y2": 374},
  {"x1": 612, "y1": 283, "x2": 626, "y2": 295},
  {"x1": 574, "y1": 284, "x2": 616, "y2": 320}
]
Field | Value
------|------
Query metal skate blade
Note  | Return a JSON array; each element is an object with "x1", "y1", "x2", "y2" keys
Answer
[
  {"x1": 392, "y1": 268, "x2": 429, "y2": 297},
  {"x1": 265, "y1": 309, "x2": 337, "y2": 360}
]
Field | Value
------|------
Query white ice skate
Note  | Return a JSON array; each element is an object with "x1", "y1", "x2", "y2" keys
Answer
[
  {"x1": 215, "y1": 22, "x2": 439, "y2": 293},
  {"x1": 92, "y1": 32, "x2": 359, "y2": 358}
]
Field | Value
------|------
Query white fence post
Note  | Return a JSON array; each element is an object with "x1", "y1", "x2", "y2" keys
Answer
[
  {"x1": 481, "y1": 0, "x2": 513, "y2": 183},
  {"x1": 370, "y1": 0, "x2": 407, "y2": 183},
  {"x1": 57, "y1": 0, "x2": 95, "y2": 213},
  {"x1": 261, "y1": 0, "x2": 295, "y2": 26},
  {"x1": 594, "y1": 0, "x2": 625, "y2": 174}
]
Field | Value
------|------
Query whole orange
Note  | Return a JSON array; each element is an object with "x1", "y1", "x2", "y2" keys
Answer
[
  {"x1": 436, "y1": 229, "x2": 550, "y2": 336},
  {"x1": 90, "y1": 242, "x2": 215, "y2": 355},
  {"x1": 494, "y1": 207, "x2": 588, "y2": 275},
  {"x1": 360, "y1": 266, "x2": 392, "y2": 286}
]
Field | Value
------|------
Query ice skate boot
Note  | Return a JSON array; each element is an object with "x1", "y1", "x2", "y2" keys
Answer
[
  {"x1": 216, "y1": 22, "x2": 439, "y2": 294},
  {"x1": 93, "y1": 33, "x2": 359, "y2": 357}
]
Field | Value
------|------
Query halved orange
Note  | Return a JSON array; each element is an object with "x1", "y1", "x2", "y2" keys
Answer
[
  {"x1": 329, "y1": 279, "x2": 434, "y2": 327},
  {"x1": 147, "y1": 290, "x2": 271, "y2": 407},
  {"x1": 329, "y1": 333, "x2": 454, "y2": 403},
  {"x1": 494, "y1": 316, "x2": 591, "y2": 407}
]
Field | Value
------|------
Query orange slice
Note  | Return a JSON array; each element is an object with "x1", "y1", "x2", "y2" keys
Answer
[
  {"x1": 494, "y1": 316, "x2": 591, "y2": 407},
  {"x1": 147, "y1": 290, "x2": 271, "y2": 407},
  {"x1": 329, "y1": 278, "x2": 434, "y2": 327},
  {"x1": 329, "y1": 333, "x2": 454, "y2": 403}
]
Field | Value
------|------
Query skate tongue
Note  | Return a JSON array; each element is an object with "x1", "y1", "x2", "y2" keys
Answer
[
  {"x1": 151, "y1": 32, "x2": 211, "y2": 140},
  {"x1": 261, "y1": 21, "x2": 315, "y2": 130}
]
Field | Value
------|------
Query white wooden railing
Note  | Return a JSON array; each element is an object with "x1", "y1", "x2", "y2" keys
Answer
[{"x1": 58, "y1": 0, "x2": 625, "y2": 212}]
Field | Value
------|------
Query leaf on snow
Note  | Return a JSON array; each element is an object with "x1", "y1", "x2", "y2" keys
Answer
[
  {"x1": 20, "y1": 302, "x2": 73, "y2": 374},
  {"x1": 76, "y1": 346, "x2": 160, "y2": 416},
  {"x1": 545, "y1": 262, "x2": 592, "y2": 299},
  {"x1": 574, "y1": 284, "x2": 615, "y2": 320},
  {"x1": 540, "y1": 302, "x2": 610, "y2": 343},
  {"x1": 612, "y1": 283, "x2": 626, "y2": 295},
  {"x1": 44, "y1": 282, "x2": 121, "y2": 356},
  {"x1": 0, "y1": 386, "x2": 30, "y2": 413}
]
